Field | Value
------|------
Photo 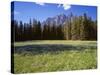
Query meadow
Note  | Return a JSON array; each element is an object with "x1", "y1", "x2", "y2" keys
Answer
[{"x1": 13, "y1": 40, "x2": 97, "y2": 73}]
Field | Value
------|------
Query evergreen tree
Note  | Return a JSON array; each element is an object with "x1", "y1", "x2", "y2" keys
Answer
[{"x1": 13, "y1": 13, "x2": 97, "y2": 41}]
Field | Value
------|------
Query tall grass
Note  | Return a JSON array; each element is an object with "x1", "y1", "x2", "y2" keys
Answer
[{"x1": 13, "y1": 41, "x2": 97, "y2": 73}]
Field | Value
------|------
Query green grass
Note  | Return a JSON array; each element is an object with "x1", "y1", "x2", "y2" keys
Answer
[
  {"x1": 13, "y1": 40, "x2": 97, "y2": 73},
  {"x1": 14, "y1": 40, "x2": 96, "y2": 46}
]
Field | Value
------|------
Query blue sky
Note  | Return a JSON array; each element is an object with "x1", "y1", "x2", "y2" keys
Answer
[{"x1": 11, "y1": 1, "x2": 97, "y2": 23}]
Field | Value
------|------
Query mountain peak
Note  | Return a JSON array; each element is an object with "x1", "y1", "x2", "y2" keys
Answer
[{"x1": 42, "y1": 14, "x2": 67, "y2": 26}]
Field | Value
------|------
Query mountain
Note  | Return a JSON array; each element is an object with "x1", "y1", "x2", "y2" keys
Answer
[{"x1": 42, "y1": 14, "x2": 67, "y2": 26}]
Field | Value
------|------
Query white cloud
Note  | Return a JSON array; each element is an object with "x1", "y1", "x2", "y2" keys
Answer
[
  {"x1": 57, "y1": 4, "x2": 71, "y2": 10},
  {"x1": 63, "y1": 4, "x2": 71, "y2": 10},
  {"x1": 57, "y1": 4, "x2": 61, "y2": 8},
  {"x1": 35, "y1": 2, "x2": 45, "y2": 6},
  {"x1": 14, "y1": 11, "x2": 20, "y2": 15}
]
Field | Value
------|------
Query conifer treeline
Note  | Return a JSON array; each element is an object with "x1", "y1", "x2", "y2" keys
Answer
[{"x1": 12, "y1": 13, "x2": 97, "y2": 41}]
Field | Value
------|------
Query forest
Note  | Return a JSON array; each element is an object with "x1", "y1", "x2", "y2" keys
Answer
[
  {"x1": 11, "y1": 13, "x2": 97, "y2": 41},
  {"x1": 12, "y1": 13, "x2": 97, "y2": 73}
]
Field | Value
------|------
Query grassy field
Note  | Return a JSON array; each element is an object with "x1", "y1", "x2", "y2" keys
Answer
[{"x1": 13, "y1": 40, "x2": 97, "y2": 73}]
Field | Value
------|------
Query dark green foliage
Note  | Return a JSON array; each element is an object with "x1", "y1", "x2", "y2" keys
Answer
[
  {"x1": 63, "y1": 13, "x2": 97, "y2": 40},
  {"x1": 11, "y1": 13, "x2": 97, "y2": 41}
]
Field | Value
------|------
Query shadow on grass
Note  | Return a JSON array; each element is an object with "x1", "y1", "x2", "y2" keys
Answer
[{"x1": 14, "y1": 44, "x2": 97, "y2": 55}]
